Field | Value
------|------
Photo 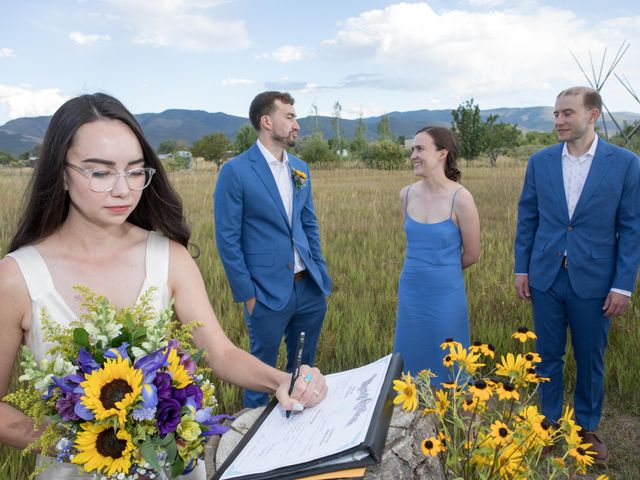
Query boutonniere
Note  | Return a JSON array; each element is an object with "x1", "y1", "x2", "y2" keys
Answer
[{"x1": 291, "y1": 168, "x2": 307, "y2": 191}]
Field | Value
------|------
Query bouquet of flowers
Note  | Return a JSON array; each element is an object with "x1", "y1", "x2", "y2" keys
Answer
[
  {"x1": 4, "y1": 287, "x2": 231, "y2": 479},
  {"x1": 393, "y1": 328, "x2": 604, "y2": 479}
]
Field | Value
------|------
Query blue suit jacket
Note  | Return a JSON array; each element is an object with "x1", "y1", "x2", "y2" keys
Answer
[
  {"x1": 214, "y1": 143, "x2": 331, "y2": 310},
  {"x1": 515, "y1": 138, "x2": 640, "y2": 298}
]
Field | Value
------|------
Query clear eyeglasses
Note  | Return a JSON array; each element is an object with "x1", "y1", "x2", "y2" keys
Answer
[{"x1": 64, "y1": 162, "x2": 156, "y2": 192}]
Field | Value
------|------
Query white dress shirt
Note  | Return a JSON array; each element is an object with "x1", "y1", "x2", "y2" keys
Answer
[
  {"x1": 562, "y1": 135, "x2": 597, "y2": 220},
  {"x1": 256, "y1": 140, "x2": 305, "y2": 273}
]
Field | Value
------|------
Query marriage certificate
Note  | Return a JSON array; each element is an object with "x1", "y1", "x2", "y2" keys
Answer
[{"x1": 218, "y1": 354, "x2": 394, "y2": 479}]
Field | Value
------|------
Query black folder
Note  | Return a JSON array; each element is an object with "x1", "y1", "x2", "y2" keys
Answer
[{"x1": 212, "y1": 353, "x2": 403, "y2": 480}]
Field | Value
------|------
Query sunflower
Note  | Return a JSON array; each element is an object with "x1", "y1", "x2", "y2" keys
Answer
[
  {"x1": 167, "y1": 347, "x2": 193, "y2": 389},
  {"x1": 80, "y1": 355, "x2": 143, "y2": 425},
  {"x1": 512, "y1": 327, "x2": 537, "y2": 343},
  {"x1": 421, "y1": 436, "x2": 445, "y2": 456},
  {"x1": 393, "y1": 372, "x2": 418, "y2": 412},
  {"x1": 72, "y1": 422, "x2": 134, "y2": 476}
]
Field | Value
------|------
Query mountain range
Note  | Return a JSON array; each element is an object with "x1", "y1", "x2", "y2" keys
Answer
[{"x1": 1, "y1": 106, "x2": 639, "y2": 156}]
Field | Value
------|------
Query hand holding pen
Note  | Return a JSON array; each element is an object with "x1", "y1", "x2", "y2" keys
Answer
[{"x1": 280, "y1": 332, "x2": 328, "y2": 417}]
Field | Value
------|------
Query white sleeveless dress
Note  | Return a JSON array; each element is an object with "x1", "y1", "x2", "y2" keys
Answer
[{"x1": 7, "y1": 231, "x2": 207, "y2": 480}]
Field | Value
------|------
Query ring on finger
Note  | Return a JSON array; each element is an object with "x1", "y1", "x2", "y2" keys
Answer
[{"x1": 304, "y1": 373, "x2": 313, "y2": 383}]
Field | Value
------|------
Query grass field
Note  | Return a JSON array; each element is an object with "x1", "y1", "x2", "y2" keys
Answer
[{"x1": 0, "y1": 159, "x2": 638, "y2": 479}]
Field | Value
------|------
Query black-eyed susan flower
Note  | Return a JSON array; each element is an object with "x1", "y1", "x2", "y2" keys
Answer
[
  {"x1": 72, "y1": 423, "x2": 134, "y2": 475},
  {"x1": 443, "y1": 354, "x2": 454, "y2": 367},
  {"x1": 434, "y1": 389, "x2": 450, "y2": 416},
  {"x1": 469, "y1": 379, "x2": 492, "y2": 401},
  {"x1": 568, "y1": 444, "x2": 596, "y2": 471},
  {"x1": 497, "y1": 443, "x2": 525, "y2": 477},
  {"x1": 440, "y1": 338, "x2": 462, "y2": 351},
  {"x1": 524, "y1": 352, "x2": 542, "y2": 365},
  {"x1": 489, "y1": 420, "x2": 512, "y2": 447},
  {"x1": 462, "y1": 395, "x2": 480, "y2": 412},
  {"x1": 495, "y1": 381, "x2": 520, "y2": 401},
  {"x1": 512, "y1": 327, "x2": 537, "y2": 343},
  {"x1": 167, "y1": 347, "x2": 193, "y2": 389},
  {"x1": 80, "y1": 355, "x2": 143, "y2": 425},
  {"x1": 393, "y1": 372, "x2": 418, "y2": 412},
  {"x1": 421, "y1": 436, "x2": 445, "y2": 456},
  {"x1": 495, "y1": 353, "x2": 527, "y2": 378},
  {"x1": 595, "y1": 475, "x2": 610, "y2": 480},
  {"x1": 440, "y1": 380, "x2": 456, "y2": 389},
  {"x1": 450, "y1": 344, "x2": 485, "y2": 373}
]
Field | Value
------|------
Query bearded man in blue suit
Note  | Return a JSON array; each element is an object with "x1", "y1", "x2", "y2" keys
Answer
[
  {"x1": 515, "y1": 86, "x2": 640, "y2": 463},
  {"x1": 214, "y1": 91, "x2": 331, "y2": 407}
]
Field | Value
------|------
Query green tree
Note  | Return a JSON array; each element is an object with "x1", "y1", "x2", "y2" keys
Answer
[
  {"x1": 233, "y1": 124, "x2": 258, "y2": 154},
  {"x1": 610, "y1": 120, "x2": 640, "y2": 155},
  {"x1": 483, "y1": 115, "x2": 521, "y2": 166},
  {"x1": 330, "y1": 101, "x2": 345, "y2": 151},
  {"x1": 451, "y1": 98, "x2": 484, "y2": 161},
  {"x1": 309, "y1": 102, "x2": 321, "y2": 135},
  {"x1": 376, "y1": 114, "x2": 393, "y2": 141},
  {"x1": 524, "y1": 130, "x2": 557, "y2": 146},
  {"x1": 297, "y1": 133, "x2": 339, "y2": 165},
  {"x1": 158, "y1": 139, "x2": 188, "y2": 155},
  {"x1": 350, "y1": 113, "x2": 368, "y2": 158},
  {"x1": 0, "y1": 150, "x2": 15, "y2": 165},
  {"x1": 362, "y1": 140, "x2": 407, "y2": 170},
  {"x1": 191, "y1": 132, "x2": 232, "y2": 168}
]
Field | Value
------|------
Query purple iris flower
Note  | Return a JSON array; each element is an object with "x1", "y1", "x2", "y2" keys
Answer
[
  {"x1": 172, "y1": 383, "x2": 203, "y2": 410},
  {"x1": 56, "y1": 392, "x2": 82, "y2": 421},
  {"x1": 104, "y1": 342, "x2": 130, "y2": 362},
  {"x1": 135, "y1": 349, "x2": 169, "y2": 383},
  {"x1": 154, "y1": 372, "x2": 173, "y2": 399},
  {"x1": 44, "y1": 372, "x2": 86, "y2": 399},
  {"x1": 77, "y1": 348, "x2": 100, "y2": 374},
  {"x1": 179, "y1": 351, "x2": 197, "y2": 376},
  {"x1": 156, "y1": 397, "x2": 182, "y2": 437},
  {"x1": 141, "y1": 383, "x2": 158, "y2": 409},
  {"x1": 74, "y1": 398, "x2": 95, "y2": 421},
  {"x1": 200, "y1": 414, "x2": 233, "y2": 438}
]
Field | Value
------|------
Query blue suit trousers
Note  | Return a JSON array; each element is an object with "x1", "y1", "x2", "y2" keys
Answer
[
  {"x1": 242, "y1": 274, "x2": 327, "y2": 407},
  {"x1": 531, "y1": 267, "x2": 610, "y2": 431}
]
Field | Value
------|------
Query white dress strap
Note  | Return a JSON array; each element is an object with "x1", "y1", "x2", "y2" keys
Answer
[
  {"x1": 145, "y1": 231, "x2": 170, "y2": 287},
  {"x1": 7, "y1": 246, "x2": 57, "y2": 299}
]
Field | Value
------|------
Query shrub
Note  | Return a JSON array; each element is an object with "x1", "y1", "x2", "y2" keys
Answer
[{"x1": 362, "y1": 140, "x2": 408, "y2": 170}]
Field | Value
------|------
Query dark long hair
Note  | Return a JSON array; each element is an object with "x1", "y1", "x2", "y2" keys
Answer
[
  {"x1": 9, "y1": 93, "x2": 190, "y2": 252},
  {"x1": 416, "y1": 126, "x2": 461, "y2": 182}
]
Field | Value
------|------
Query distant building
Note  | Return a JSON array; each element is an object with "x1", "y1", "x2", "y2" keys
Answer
[{"x1": 28, "y1": 156, "x2": 38, "y2": 168}]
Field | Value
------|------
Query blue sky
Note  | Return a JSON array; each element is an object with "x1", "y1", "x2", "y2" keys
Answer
[{"x1": 1, "y1": 0, "x2": 639, "y2": 126}]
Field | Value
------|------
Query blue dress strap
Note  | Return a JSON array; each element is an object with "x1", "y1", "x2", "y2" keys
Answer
[{"x1": 450, "y1": 187, "x2": 465, "y2": 219}]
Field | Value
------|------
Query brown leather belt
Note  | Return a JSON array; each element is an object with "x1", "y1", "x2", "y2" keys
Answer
[{"x1": 294, "y1": 270, "x2": 307, "y2": 281}]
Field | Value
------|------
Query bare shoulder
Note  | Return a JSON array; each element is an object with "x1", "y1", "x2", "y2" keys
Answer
[
  {"x1": 0, "y1": 256, "x2": 30, "y2": 326},
  {"x1": 167, "y1": 240, "x2": 202, "y2": 282},
  {"x1": 399, "y1": 181, "x2": 420, "y2": 200},
  {"x1": 454, "y1": 186, "x2": 475, "y2": 204}
]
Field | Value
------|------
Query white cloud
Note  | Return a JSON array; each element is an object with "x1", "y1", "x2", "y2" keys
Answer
[
  {"x1": 0, "y1": 85, "x2": 69, "y2": 121},
  {"x1": 0, "y1": 48, "x2": 16, "y2": 59},
  {"x1": 256, "y1": 45, "x2": 311, "y2": 63},
  {"x1": 323, "y1": 3, "x2": 640, "y2": 109},
  {"x1": 107, "y1": 0, "x2": 249, "y2": 51},
  {"x1": 69, "y1": 31, "x2": 111, "y2": 46},
  {"x1": 222, "y1": 78, "x2": 255, "y2": 86}
]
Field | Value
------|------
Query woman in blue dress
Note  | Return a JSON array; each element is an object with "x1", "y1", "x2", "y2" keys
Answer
[{"x1": 394, "y1": 126, "x2": 480, "y2": 383}]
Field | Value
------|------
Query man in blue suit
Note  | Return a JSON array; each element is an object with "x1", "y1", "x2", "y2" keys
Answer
[
  {"x1": 214, "y1": 91, "x2": 332, "y2": 407},
  {"x1": 515, "y1": 86, "x2": 640, "y2": 463}
]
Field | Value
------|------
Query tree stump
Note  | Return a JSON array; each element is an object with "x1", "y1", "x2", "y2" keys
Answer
[{"x1": 207, "y1": 407, "x2": 445, "y2": 479}]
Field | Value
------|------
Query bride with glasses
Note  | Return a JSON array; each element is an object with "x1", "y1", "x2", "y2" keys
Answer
[{"x1": 0, "y1": 93, "x2": 327, "y2": 479}]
